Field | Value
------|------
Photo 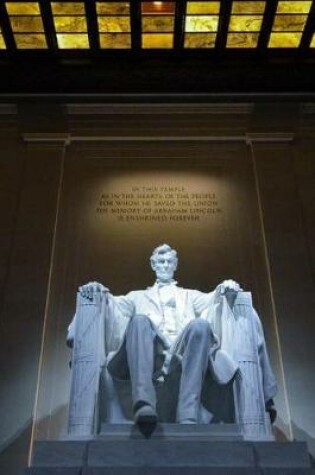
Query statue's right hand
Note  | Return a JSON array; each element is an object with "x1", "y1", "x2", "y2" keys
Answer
[{"x1": 79, "y1": 281, "x2": 109, "y2": 300}]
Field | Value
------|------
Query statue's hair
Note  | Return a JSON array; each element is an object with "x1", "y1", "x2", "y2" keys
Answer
[{"x1": 150, "y1": 243, "x2": 178, "y2": 265}]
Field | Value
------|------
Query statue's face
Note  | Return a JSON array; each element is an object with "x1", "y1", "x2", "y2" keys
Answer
[{"x1": 152, "y1": 251, "x2": 177, "y2": 283}]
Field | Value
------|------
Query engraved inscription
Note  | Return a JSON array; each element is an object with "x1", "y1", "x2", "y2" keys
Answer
[{"x1": 96, "y1": 185, "x2": 222, "y2": 222}]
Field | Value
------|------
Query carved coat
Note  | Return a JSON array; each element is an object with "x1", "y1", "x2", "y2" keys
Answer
[
  {"x1": 102, "y1": 284, "x2": 238, "y2": 385},
  {"x1": 67, "y1": 283, "x2": 239, "y2": 384}
]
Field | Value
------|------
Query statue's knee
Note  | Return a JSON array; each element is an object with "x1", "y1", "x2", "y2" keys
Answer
[
  {"x1": 129, "y1": 314, "x2": 150, "y2": 327},
  {"x1": 189, "y1": 318, "x2": 211, "y2": 338}
]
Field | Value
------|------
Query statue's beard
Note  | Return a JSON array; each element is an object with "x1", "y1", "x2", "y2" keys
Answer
[{"x1": 156, "y1": 271, "x2": 175, "y2": 282}]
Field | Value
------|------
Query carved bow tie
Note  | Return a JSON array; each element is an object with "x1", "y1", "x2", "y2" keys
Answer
[{"x1": 156, "y1": 280, "x2": 178, "y2": 288}]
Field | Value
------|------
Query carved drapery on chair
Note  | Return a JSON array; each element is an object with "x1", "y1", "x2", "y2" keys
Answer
[
  {"x1": 68, "y1": 290, "x2": 108, "y2": 436},
  {"x1": 232, "y1": 293, "x2": 274, "y2": 440}
]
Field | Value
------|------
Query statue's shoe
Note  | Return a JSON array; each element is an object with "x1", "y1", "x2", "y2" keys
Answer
[{"x1": 134, "y1": 404, "x2": 157, "y2": 425}]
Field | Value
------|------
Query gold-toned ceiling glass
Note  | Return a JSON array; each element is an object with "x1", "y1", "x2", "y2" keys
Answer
[
  {"x1": 141, "y1": 1, "x2": 175, "y2": 48},
  {"x1": 5, "y1": 2, "x2": 47, "y2": 48},
  {"x1": 0, "y1": 0, "x2": 315, "y2": 52},
  {"x1": 6, "y1": 2, "x2": 40, "y2": 14},
  {"x1": 276, "y1": 1, "x2": 312, "y2": 14},
  {"x1": 184, "y1": 1, "x2": 219, "y2": 48},
  {"x1": 269, "y1": 1, "x2": 312, "y2": 48},
  {"x1": 51, "y1": 2, "x2": 89, "y2": 48},
  {"x1": 0, "y1": 28, "x2": 6, "y2": 49},
  {"x1": 97, "y1": 2, "x2": 131, "y2": 48},
  {"x1": 227, "y1": 1, "x2": 265, "y2": 48},
  {"x1": 231, "y1": 1, "x2": 265, "y2": 13}
]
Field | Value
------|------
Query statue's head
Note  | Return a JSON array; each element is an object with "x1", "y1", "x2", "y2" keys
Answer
[{"x1": 150, "y1": 244, "x2": 178, "y2": 283}]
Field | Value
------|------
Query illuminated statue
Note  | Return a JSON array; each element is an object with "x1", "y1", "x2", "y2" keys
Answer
[{"x1": 67, "y1": 244, "x2": 277, "y2": 439}]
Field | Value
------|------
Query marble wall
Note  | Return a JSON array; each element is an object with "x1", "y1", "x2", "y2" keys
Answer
[{"x1": 0, "y1": 102, "x2": 314, "y2": 474}]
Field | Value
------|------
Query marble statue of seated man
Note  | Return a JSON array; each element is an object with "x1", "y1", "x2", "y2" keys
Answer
[{"x1": 72, "y1": 243, "x2": 245, "y2": 426}]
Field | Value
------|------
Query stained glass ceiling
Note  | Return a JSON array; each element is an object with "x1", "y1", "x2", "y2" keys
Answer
[{"x1": 0, "y1": 1, "x2": 314, "y2": 51}]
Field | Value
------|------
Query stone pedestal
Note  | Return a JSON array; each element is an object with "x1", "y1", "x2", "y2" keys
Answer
[{"x1": 26, "y1": 424, "x2": 313, "y2": 475}]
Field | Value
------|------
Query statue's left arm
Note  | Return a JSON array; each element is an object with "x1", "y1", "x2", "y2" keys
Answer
[
  {"x1": 190, "y1": 281, "x2": 242, "y2": 385},
  {"x1": 191, "y1": 279, "x2": 242, "y2": 317}
]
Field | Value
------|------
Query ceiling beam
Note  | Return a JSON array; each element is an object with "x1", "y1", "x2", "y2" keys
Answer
[
  {"x1": 300, "y1": 1, "x2": 315, "y2": 51},
  {"x1": 216, "y1": 0, "x2": 232, "y2": 52},
  {"x1": 174, "y1": 0, "x2": 186, "y2": 50},
  {"x1": 0, "y1": 2, "x2": 16, "y2": 51},
  {"x1": 40, "y1": 0, "x2": 58, "y2": 51},
  {"x1": 84, "y1": 0, "x2": 100, "y2": 50},
  {"x1": 131, "y1": 0, "x2": 141, "y2": 50},
  {"x1": 258, "y1": 0, "x2": 278, "y2": 50}
]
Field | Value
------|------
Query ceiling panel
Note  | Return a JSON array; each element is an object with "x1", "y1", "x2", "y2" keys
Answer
[{"x1": 0, "y1": 0, "x2": 314, "y2": 52}]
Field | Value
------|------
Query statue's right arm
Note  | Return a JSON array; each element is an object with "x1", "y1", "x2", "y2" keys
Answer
[
  {"x1": 111, "y1": 292, "x2": 135, "y2": 319},
  {"x1": 77, "y1": 281, "x2": 136, "y2": 317},
  {"x1": 77, "y1": 282, "x2": 134, "y2": 315},
  {"x1": 66, "y1": 283, "x2": 135, "y2": 347}
]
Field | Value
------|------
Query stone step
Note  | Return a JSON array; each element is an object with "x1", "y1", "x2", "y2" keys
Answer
[
  {"x1": 28, "y1": 439, "x2": 311, "y2": 470},
  {"x1": 26, "y1": 426, "x2": 312, "y2": 475},
  {"x1": 98, "y1": 422, "x2": 243, "y2": 441},
  {"x1": 26, "y1": 468, "x2": 315, "y2": 475}
]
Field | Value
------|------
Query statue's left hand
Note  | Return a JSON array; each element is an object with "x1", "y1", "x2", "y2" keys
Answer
[
  {"x1": 220, "y1": 279, "x2": 242, "y2": 295},
  {"x1": 219, "y1": 280, "x2": 242, "y2": 308}
]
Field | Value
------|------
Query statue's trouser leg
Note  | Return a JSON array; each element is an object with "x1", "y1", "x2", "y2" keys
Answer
[
  {"x1": 125, "y1": 314, "x2": 157, "y2": 412},
  {"x1": 176, "y1": 319, "x2": 211, "y2": 423}
]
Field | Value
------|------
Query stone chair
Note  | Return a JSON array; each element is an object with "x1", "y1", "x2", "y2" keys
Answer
[{"x1": 67, "y1": 290, "x2": 274, "y2": 440}]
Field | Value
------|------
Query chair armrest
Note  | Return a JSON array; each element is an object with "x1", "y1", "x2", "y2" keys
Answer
[{"x1": 67, "y1": 289, "x2": 109, "y2": 436}]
